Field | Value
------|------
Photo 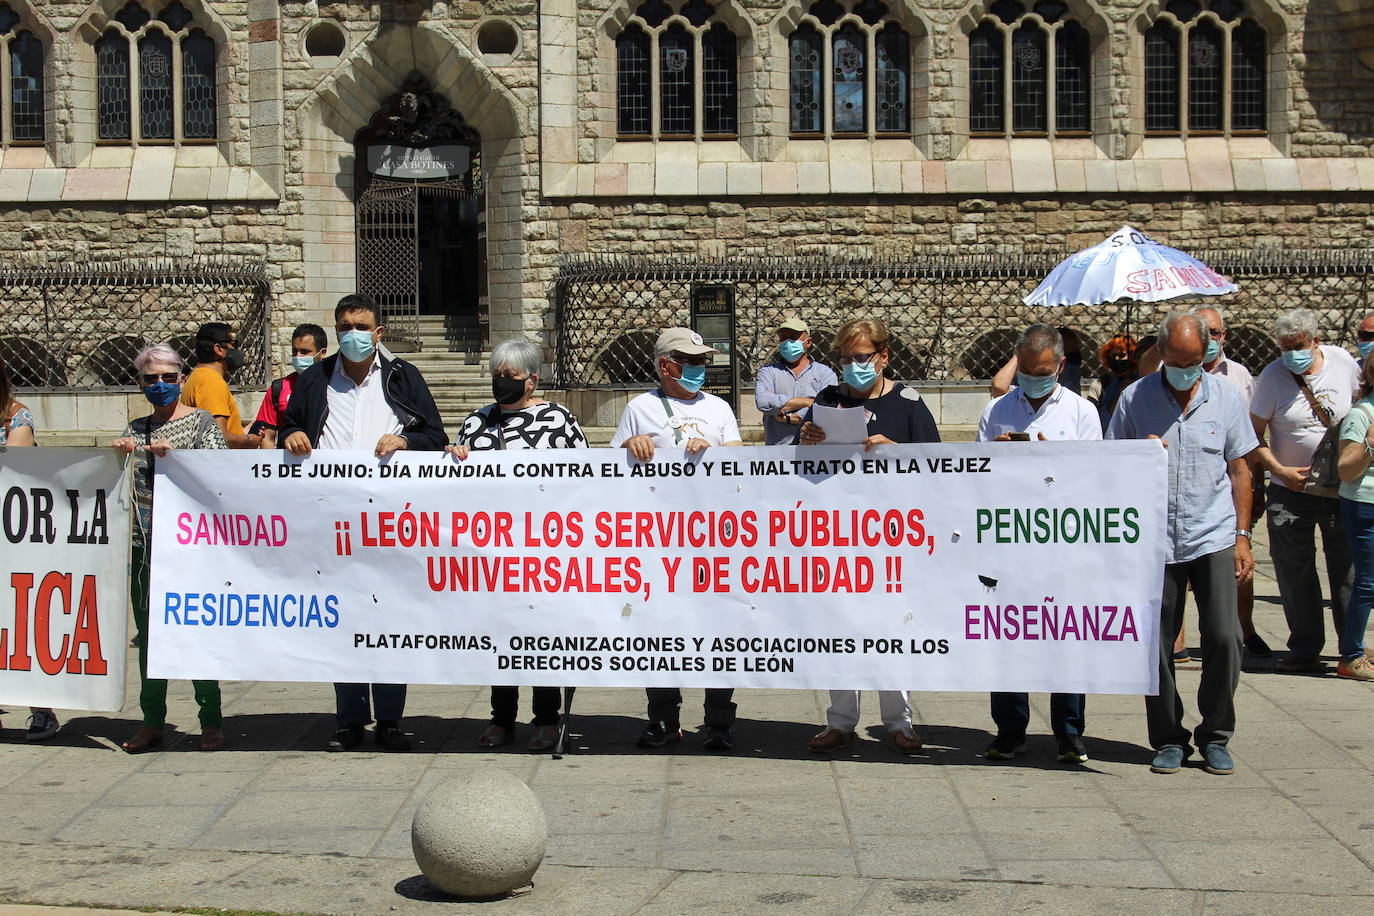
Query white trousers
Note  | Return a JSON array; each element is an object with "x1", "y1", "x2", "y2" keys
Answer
[{"x1": 825, "y1": 690, "x2": 912, "y2": 732}]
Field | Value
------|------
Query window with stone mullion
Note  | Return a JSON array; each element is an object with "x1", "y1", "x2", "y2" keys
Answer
[
  {"x1": 96, "y1": 29, "x2": 131, "y2": 140},
  {"x1": 968, "y1": 21, "x2": 1004, "y2": 135},
  {"x1": 788, "y1": 24, "x2": 823, "y2": 134},
  {"x1": 9, "y1": 30, "x2": 44, "y2": 142},
  {"x1": 657, "y1": 24, "x2": 693, "y2": 136},
  {"x1": 1186, "y1": 20, "x2": 1223, "y2": 132},
  {"x1": 1010, "y1": 21, "x2": 1047, "y2": 134},
  {"x1": 138, "y1": 30, "x2": 174, "y2": 140}
]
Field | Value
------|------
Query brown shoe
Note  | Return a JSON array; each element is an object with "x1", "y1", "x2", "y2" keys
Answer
[
  {"x1": 199, "y1": 726, "x2": 225, "y2": 751},
  {"x1": 808, "y1": 727, "x2": 855, "y2": 753},
  {"x1": 121, "y1": 727, "x2": 163, "y2": 754},
  {"x1": 1338, "y1": 656, "x2": 1374, "y2": 681},
  {"x1": 478, "y1": 724, "x2": 510, "y2": 749},
  {"x1": 884, "y1": 727, "x2": 922, "y2": 756}
]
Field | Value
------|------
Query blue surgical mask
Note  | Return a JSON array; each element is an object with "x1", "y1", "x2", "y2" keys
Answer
[
  {"x1": 1358, "y1": 341, "x2": 1374, "y2": 359},
  {"x1": 1015, "y1": 371, "x2": 1057, "y2": 399},
  {"x1": 1281, "y1": 348, "x2": 1313, "y2": 374},
  {"x1": 142, "y1": 381, "x2": 181, "y2": 407},
  {"x1": 292, "y1": 355, "x2": 316, "y2": 373},
  {"x1": 677, "y1": 363, "x2": 706, "y2": 394},
  {"x1": 779, "y1": 339, "x2": 806, "y2": 363},
  {"x1": 1164, "y1": 364, "x2": 1203, "y2": 391},
  {"x1": 338, "y1": 329, "x2": 376, "y2": 363},
  {"x1": 843, "y1": 360, "x2": 879, "y2": 392},
  {"x1": 1204, "y1": 338, "x2": 1221, "y2": 364}
]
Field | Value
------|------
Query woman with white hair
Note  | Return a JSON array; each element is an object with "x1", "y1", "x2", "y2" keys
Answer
[
  {"x1": 447, "y1": 338, "x2": 587, "y2": 751},
  {"x1": 110, "y1": 343, "x2": 228, "y2": 753}
]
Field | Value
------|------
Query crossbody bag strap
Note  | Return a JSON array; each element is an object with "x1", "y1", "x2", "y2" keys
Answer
[
  {"x1": 1292, "y1": 372, "x2": 1335, "y2": 429},
  {"x1": 655, "y1": 388, "x2": 683, "y2": 445},
  {"x1": 484, "y1": 404, "x2": 506, "y2": 450}
]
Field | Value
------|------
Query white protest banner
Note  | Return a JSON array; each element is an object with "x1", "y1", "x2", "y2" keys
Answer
[
  {"x1": 1, "y1": 448, "x2": 130, "y2": 711},
  {"x1": 150, "y1": 443, "x2": 1166, "y2": 694}
]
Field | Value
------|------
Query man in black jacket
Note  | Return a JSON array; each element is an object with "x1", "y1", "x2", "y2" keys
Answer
[{"x1": 280, "y1": 293, "x2": 447, "y2": 752}]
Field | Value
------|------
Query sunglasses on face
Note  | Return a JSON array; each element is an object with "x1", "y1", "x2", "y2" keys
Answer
[
  {"x1": 670, "y1": 354, "x2": 711, "y2": 367},
  {"x1": 1358, "y1": 331, "x2": 1374, "y2": 342},
  {"x1": 140, "y1": 372, "x2": 180, "y2": 385}
]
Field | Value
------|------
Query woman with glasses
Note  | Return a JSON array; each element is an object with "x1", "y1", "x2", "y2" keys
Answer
[
  {"x1": 110, "y1": 344, "x2": 228, "y2": 753},
  {"x1": 798, "y1": 317, "x2": 938, "y2": 757},
  {"x1": 447, "y1": 338, "x2": 588, "y2": 753}
]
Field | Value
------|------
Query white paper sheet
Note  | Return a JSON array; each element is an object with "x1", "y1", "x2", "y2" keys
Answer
[{"x1": 811, "y1": 404, "x2": 869, "y2": 444}]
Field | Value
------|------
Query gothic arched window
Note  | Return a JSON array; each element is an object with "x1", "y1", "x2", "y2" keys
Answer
[
  {"x1": 0, "y1": 4, "x2": 44, "y2": 144},
  {"x1": 614, "y1": 0, "x2": 739, "y2": 140},
  {"x1": 1144, "y1": 0, "x2": 1267, "y2": 135},
  {"x1": 968, "y1": 0, "x2": 1092, "y2": 138},
  {"x1": 786, "y1": 0, "x2": 911, "y2": 138},
  {"x1": 96, "y1": 0, "x2": 218, "y2": 143}
]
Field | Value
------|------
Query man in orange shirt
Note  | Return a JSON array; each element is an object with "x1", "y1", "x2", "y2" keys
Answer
[{"x1": 181, "y1": 322, "x2": 261, "y2": 449}]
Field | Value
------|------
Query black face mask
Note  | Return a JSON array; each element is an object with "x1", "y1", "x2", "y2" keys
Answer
[
  {"x1": 492, "y1": 375, "x2": 527, "y2": 405},
  {"x1": 224, "y1": 347, "x2": 245, "y2": 372}
]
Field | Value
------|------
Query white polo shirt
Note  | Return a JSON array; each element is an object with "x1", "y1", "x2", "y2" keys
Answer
[
  {"x1": 318, "y1": 357, "x2": 403, "y2": 451},
  {"x1": 610, "y1": 390, "x2": 741, "y2": 448},
  {"x1": 977, "y1": 384, "x2": 1102, "y2": 442}
]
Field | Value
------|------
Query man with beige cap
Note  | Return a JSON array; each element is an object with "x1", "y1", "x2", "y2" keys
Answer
[
  {"x1": 611, "y1": 327, "x2": 744, "y2": 750},
  {"x1": 755, "y1": 316, "x2": 838, "y2": 445}
]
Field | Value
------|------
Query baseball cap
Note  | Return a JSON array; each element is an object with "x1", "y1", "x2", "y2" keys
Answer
[
  {"x1": 778, "y1": 317, "x2": 809, "y2": 335},
  {"x1": 655, "y1": 327, "x2": 715, "y2": 358}
]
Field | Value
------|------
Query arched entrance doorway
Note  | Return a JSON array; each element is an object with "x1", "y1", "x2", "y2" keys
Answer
[{"x1": 354, "y1": 72, "x2": 486, "y2": 353}]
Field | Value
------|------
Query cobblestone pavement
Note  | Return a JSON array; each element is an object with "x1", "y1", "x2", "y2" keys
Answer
[{"x1": 1, "y1": 531, "x2": 1370, "y2": 914}]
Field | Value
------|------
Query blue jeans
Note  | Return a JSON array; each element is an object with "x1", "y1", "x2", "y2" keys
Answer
[
  {"x1": 334, "y1": 683, "x2": 406, "y2": 727},
  {"x1": 990, "y1": 692, "x2": 1085, "y2": 739},
  {"x1": 1339, "y1": 497, "x2": 1374, "y2": 661}
]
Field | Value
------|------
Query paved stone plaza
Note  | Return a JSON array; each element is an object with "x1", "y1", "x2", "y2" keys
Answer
[{"x1": 1, "y1": 535, "x2": 1371, "y2": 915}]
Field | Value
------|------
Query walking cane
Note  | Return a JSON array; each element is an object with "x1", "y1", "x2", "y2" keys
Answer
[{"x1": 552, "y1": 686, "x2": 577, "y2": 759}]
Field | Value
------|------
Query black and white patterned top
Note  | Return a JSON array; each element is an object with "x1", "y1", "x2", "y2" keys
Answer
[
  {"x1": 123, "y1": 409, "x2": 227, "y2": 546},
  {"x1": 456, "y1": 402, "x2": 589, "y2": 452}
]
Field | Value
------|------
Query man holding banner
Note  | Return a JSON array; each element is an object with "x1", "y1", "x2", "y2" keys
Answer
[
  {"x1": 1109, "y1": 311, "x2": 1259, "y2": 776},
  {"x1": 611, "y1": 326, "x2": 744, "y2": 751}
]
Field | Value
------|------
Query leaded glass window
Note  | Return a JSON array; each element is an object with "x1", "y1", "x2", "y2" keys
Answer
[
  {"x1": 614, "y1": 0, "x2": 737, "y2": 140},
  {"x1": 789, "y1": 24, "x2": 822, "y2": 134},
  {"x1": 787, "y1": 0, "x2": 912, "y2": 138},
  {"x1": 96, "y1": 1, "x2": 219, "y2": 144},
  {"x1": 1144, "y1": 1, "x2": 1267, "y2": 135},
  {"x1": 969, "y1": 1, "x2": 1092, "y2": 137},
  {"x1": 0, "y1": 6, "x2": 44, "y2": 145}
]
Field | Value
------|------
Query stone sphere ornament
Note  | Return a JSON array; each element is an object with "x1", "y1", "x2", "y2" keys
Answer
[{"x1": 411, "y1": 770, "x2": 547, "y2": 898}]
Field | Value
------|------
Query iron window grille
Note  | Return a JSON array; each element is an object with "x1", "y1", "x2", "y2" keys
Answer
[
  {"x1": 969, "y1": 0, "x2": 1092, "y2": 138},
  {"x1": 1144, "y1": 0, "x2": 1266, "y2": 137},
  {"x1": 0, "y1": 4, "x2": 42, "y2": 145},
  {"x1": 614, "y1": 0, "x2": 738, "y2": 140},
  {"x1": 787, "y1": 0, "x2": 911, "y2": 139},
  {"x1": 96, "y1": 0, "x2": 217, "y2": 144}
]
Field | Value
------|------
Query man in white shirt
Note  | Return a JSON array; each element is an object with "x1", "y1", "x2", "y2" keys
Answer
[
  {"x1": 977, "y1": 323, "x2": 1100, "y2": 763},
  {"x1": 280, "y1": 294, "x2": 448, "y2": 752},
  {"x1": 611, "y1": 327, "x2": 743, "y2": 750},
  {"x1": 1250, "y1": 308, "x2": 1360, "y2": 672}
]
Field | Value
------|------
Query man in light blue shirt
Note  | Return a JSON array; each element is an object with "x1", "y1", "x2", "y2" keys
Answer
[
  {"x1": 754, "y1": 317, "x2": 838, "y2": 445},
  {"x1": 1108, "y1": 311, "x2": 1259, "y2": 777}
]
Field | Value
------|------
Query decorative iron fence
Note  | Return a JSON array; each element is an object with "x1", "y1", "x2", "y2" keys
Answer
[
  {"x1": 0, "y1": 256, "x2": 272, "y2": 391},
  {"x1": 554, "y1": 250, "x2": 1374, "y2": 387}
]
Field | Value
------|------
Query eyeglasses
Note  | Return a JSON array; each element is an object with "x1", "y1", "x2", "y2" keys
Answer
[
  {"x1": 1207, "y1": 328, "x2": 1224, "y2": 339},
  {"x1": 670, "y1": 354, "x2": 711, "y2": 367},
  {"x1": 140, "y1": 372, "x2": 180, "y2": 385},
  {"x1": 839, "y1": 351, "x2": 881, "y2": 365}
]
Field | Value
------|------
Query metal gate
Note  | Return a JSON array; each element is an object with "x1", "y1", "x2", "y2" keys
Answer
[{"x1": 356, "y1": 185, "x2": 420, "y2": 349}]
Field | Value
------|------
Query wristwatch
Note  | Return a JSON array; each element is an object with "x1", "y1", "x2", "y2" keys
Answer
[{"x1": 1235, "y1": 529, "x2": 1252, "y2": 539}]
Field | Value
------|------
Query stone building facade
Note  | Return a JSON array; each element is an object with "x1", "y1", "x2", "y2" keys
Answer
[{"x1": 1, "y1": 0, "x2": 1373, "y2": 437}]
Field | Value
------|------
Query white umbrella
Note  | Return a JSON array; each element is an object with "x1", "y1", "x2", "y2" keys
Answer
[{"x1": 1023, "y1": 225, "x2": 1237, "y2": 307}]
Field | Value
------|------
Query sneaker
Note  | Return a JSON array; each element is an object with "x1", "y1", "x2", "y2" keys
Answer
[
  {"x1": 327, "y1": 725, "x2": 365, "y2": 752},
  {"x1": 1055, "y1": 734, "x2": 1089, "y2": 764},
  {"x1": 1243, "y1": 633, "x2": 1273, "y2": 657},
  {"x1": 702, "y1": 726, "x2": 734, "y2": 751},
  {"x1": 25, "y1": 710, "x2": 59, "y2": 742},
  {"x1": 375, "y1": 721, "x2": 411, "y2": 752},
  {"x1": 808, "y1": 727, "x2": 855, "y2": 753},
  {"x1": 1150, "y1": 744, "x2": 1190, "y2": 774},
  {"x1": 478, "y1": 724, "x2": 511, "y2": 749},
  {"x1": 527, "y1": 725, "x2": 561, "y2": 752},
  {"x1": 637, "y1": 721, "x2": 683, "y2": 748},
  {"x1": 983, "y1": 732, "x2": 1026, "y2": 760},
  {"x1": 1171, "y1": 648, "x2": 1194, "y2": 664},
  {"x1": 1201, "y1": 742, "x2": 1234, "y2": 775},
  {"x1": 1277, "y1": 655, "x2": 1325, "y2": 673},
  {"x1": 884, "y1": 727, "x2": 922, "y2": 757},
  {"x1": 1337, "y1": 655, "x2": 1374, "y2": 681}
]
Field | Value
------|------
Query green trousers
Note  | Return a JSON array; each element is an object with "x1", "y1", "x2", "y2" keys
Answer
[{"x1": 132, "y1": 542, "x2": 222, "y2": 730}]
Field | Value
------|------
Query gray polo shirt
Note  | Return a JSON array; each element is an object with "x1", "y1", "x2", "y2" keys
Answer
[
  {"x1": 1107, "y1": 372, "x2": 1259, "y2": 564},
  {"x1": 754, "y1": 358, "x2": 839, "y2": 445}
]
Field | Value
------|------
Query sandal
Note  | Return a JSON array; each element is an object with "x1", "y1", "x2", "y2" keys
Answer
[
  {"x1": 121, "y1": 727, "x2": 163, "y2": 754},
  {"x1": 478, "y1": 724, "x2": 510, "y2": 749},
  {"x1": 199, "y1": 726, "x2": 225, "y2": 752},
  {"x1": 527, "y1": 724, "x2": 561, "y2": 752}
]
